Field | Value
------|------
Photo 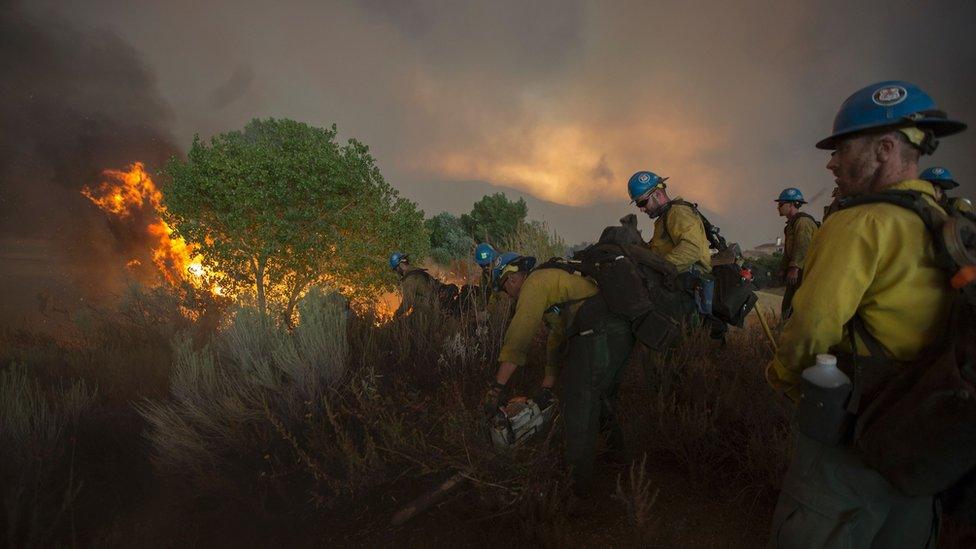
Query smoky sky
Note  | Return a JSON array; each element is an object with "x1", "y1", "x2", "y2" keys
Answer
[
  {"x1": 15, "y1": 0, "x2": 976, "y2": 250},
  {"x1": 0, "y1": 0, "x2": 179, "y2": 323}
]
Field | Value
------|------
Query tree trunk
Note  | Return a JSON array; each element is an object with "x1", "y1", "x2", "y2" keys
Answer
[
  {"x1": 252, "y1": 255, "x2": 268, "y2": 324},
  {"x1": 283, "y1": 276, "x2": 308, "y2": 330}
]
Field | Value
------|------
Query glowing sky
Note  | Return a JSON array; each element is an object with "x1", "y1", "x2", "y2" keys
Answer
[{"x1": 31, "y1": 0, "x2": 976, "y2": 247}]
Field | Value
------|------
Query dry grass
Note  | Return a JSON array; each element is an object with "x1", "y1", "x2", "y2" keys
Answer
[
  {"x1": 0, "y1": 365, "x2": 96, "y2": 547},
  {"x1": 622, "y1": 325, "x2": 794, "y2": 494},
  {"x1": 5, "y1": 281, "x2": 973, "y2": 547}
]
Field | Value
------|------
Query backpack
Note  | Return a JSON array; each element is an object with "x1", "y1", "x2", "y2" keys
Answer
[
  {"x1": 402, "y1": 269, "x2": 461, "y2": 315},
  {"x1": 661, "y1": 200, "x2": 758, "y2": 327},
  {"x1": 534, "y1": 215, "x2": 696, "y2": 351},
  {"x1": 791, "y1": 211, "x2": 822, "y2": 229},
  {"x1": 837, "y1": 189, "x2": 976, "y2": 496}
]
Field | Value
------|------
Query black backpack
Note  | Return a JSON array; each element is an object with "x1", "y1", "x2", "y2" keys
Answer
[
  {"x1": 835, "y1": 190, "x2": 976, "y2": 498},
  {"x1": 661, "y1": 200, "x2": 758, "y2": 327},
  {"x1": 534, "y1": 215, "x2": 696, "y2": 351},
  {"x1": 790, "y1": 211, "x2": 822, "y2": 229},
  {"x1": 402, "y1": 269, "x2": 461, "y2": 315}
]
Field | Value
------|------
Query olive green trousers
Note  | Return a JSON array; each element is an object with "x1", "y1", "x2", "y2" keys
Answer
[
  {"x1": 560, "y1": 309, "x2": 634, "y2": 494},
  {"x1": 769, "y1": 432, "x2": 939, "y2": 548}
]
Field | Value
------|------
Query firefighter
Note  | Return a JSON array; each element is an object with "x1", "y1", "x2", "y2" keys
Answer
[
  {"x1": 628, "y1": 170, "x2": 711, "y2": 273},
  {"x1": 774, "y1": 187, "x2": 819, "y2": 320},
  {"x1": 473, "y1": 242, "x2": 497, "y2": 305},
  {"x1": 766, "y1": 80, "x2": 966, "y2": 548},
  {"x1": 629, "y1": 170, "x2": 726, "y2": 339},
  {"x1": 919, "y1": 166, "x2": 975, "y2": 215},
  {"x1": 481, "y1": 252, "x2": 635, "y2": 495},
  {"x1": 389, "y1": 251, "x2": 441, "y2": 318}
]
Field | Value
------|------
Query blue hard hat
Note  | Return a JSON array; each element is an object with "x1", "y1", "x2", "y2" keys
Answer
[
  {"x1": 389, "y1": 251, "x2": 408, "y2": 270},
  {"x1": 474, "y1": 243, "x2": 497, "y2": 267},
  {"x1": 816, "y1": 80, "x2": 966, "y2": 151},
  {"x1": 627, "y1": 171, "x2": 669, "y2": 202},
  {"x1": 491, "y1": 252, "x2": 536, "y2": 291},
  {"x1": 919, "y1": 166, "x2": 958, "y2": 190},
  {"x1": 775, "y1": 187, "x2": 806, "y2": 204}
]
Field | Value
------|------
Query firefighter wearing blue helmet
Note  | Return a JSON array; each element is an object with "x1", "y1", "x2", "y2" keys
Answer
[
  {"x1": 920, "y1": 166, "x2": 974, "y2": 214},
  {"x1": 389, "y1": 252, "x2": 441, "y2": 318},
  {"x1": 474, "y1": 243, "x2": 496, "y2": 267},
  {"x1": 473, "y1": 243, "x2": 498, "y2": 306},
  {"x1": 628, "y1": 171, "x2": 711, "y2": 274},
  {"x1": 773, "y1": 188, "x2": 819, "y2": 320},
  {"x1": 767, "y1": 81, "x2": 966, "y2": 548},
  {"x1": 483, "y1": 251, "x2": 635, "y2": 495}
]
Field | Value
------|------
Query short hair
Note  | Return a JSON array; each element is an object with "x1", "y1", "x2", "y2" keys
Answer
[{"x1": 868, "y1": 130, "x2": 920, "y2": 165}]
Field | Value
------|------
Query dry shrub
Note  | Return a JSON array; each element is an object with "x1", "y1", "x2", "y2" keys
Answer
[
  {"x1": 614, "y1": 453, "x2": 659, "y2": 543},
  {"x1": 515, "y1": 475, "x2": 573, "y2": 548},
  {"x1": 622, "y1": 323, "x2": 793, "y2": 493},
  {"x1": 0, "y1": 365, "x2": 97, "y2": 547},
  {"x1": 500, "y1": 220, "x2": 567, "y2": 263},
  {"x1": 139, "y1": 287, "x2": 353, "y2": 514}
]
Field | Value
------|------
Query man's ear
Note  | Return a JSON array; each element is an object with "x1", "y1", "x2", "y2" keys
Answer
[{"x1": 875, "y1": 134, "x2": 897, "y2": 161}]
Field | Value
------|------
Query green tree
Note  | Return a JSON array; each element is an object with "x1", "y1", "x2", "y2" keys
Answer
[
  {"x1": 163, "y1": 118, "x2": 428, "y2": 322},
  {"x1": 460, "y1": 193, "x2": 527, "y2": 244},
  {"x1": 425, "y1": 212, "x2": 475, "y2": 265}
]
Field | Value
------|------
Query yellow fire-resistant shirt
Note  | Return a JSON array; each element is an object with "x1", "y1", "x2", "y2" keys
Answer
[
  {"x1": 780, "y1": 213, "x2": 819, "y2": 271},
  {"x1": 498, "y1": 268, "x2": 599, "y2": 378},
  {"x1": 395, "y1": 265, "x2": 439, "y2": 316},
  {"x1": 649, "y1": 200, "x2": 712, "y2": 273},
  {"x1": 766, "y1": 179, "x2": 951, "y2": 401}
]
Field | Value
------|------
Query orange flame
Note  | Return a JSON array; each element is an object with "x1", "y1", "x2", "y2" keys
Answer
[{"x1": 82, "y1": 162, "x2": 218, "y2": 292}]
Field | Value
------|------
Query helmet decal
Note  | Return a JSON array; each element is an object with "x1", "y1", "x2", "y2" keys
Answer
[
  {"x1": 932, "y1": 167, "x2": 945, "y2": 175},
  {"x1": 871, "y1": 85, "x2": 908, "y2": 107},
  {"x1": 638, "y1": 173, "x2": 651, "y2": 183}
]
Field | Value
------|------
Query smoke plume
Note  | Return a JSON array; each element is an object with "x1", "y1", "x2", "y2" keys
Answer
[{"x1": 0, "y1": 1, "x2": 179, "y2": 325}]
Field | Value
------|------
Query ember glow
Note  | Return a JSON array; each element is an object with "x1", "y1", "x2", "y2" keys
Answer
[{"x1": 81, "y1": 162, "x2": 217, "y2": 292}]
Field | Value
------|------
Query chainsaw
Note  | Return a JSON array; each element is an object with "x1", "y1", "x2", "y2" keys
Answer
[{"x1": 489, "y1": 395, "x2": 558, "y2": 450}]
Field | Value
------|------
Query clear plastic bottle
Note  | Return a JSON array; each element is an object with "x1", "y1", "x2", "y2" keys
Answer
[
  {"x1": 801, "y1": 354, "x2": 850, "y2": 388},
  {"x1": 796, "y1": 353, "x2": 852, "y2": 445}
]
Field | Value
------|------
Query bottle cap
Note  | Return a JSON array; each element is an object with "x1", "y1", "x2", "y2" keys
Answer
[{"x1": 816, "y1": 353, "x2": 837, "y2": 367}]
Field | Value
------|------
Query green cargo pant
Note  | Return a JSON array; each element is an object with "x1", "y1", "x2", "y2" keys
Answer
[
  {"x1": 769, "y1": 432, "x2": 939, "y2": 548},
  {"x1": 780, "y1": 270, "x2": 802, "y2": 321},
  {"x1": 560, "y1": 302, "x2": 635, "y2": 495}
]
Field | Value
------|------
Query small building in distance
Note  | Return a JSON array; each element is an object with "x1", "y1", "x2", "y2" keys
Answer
[{"x1": 744, "y1": 237, "x2": 783, "y2": 259}]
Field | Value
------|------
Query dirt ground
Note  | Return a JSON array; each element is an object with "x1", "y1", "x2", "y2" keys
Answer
[{"x1": 322, "y1": 454, "x2": 773, "y2": 548}]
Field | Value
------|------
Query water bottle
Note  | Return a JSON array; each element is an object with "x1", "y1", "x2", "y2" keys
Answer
[{"x1": 796, "y1": 354, "x2": 853, "y2": 446}]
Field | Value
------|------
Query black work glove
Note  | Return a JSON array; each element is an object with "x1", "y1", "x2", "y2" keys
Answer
[
  {"x1": 533, "y1": 386, "x2": 555, "y2": 410},
  {"x1": 482, "y1": 382, "x2": 505, "y2": 418}
]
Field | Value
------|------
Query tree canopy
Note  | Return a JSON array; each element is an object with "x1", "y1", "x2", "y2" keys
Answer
[
  {"x1": 460, "y1": 193, "x2": 527, "y2": 245},
  {"x1": 425, "y1": 212, "x2": 475, "y2": 265},
  {"x1": 163, "y1": 118, "x2": 428, "y2": 321}
]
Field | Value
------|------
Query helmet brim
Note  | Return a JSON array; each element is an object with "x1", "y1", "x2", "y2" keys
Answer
[
  {"x1": 925, "y1": 179, "x2": 960, "y2": 190},
  {"x1": 816, "y1": 118, "x2": 968, "y2": 150}
]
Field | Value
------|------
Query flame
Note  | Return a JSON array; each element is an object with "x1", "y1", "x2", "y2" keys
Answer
[
  {"x1": 373, "y1": 292, "x2": 399, "y2": 324},
  {"x1": 83, "y1": 162, "x2": 394, "y2": 318},
  {"x1": 82, "y1": 162, "x2": 218, "y2": 292}
]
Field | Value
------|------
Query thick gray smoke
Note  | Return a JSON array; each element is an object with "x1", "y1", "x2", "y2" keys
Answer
[
  {"x1": 41, "y1": 0, "x2": 976, "y2": 247},
  {"x1": 0, "y1": 1, "x2": 179, "y2": 326}
]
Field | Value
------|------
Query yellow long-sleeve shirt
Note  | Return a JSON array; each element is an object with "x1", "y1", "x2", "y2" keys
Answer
[
  {"x1": 395, "y1": 265, "x2": 438, "y2": 317},
  {"x1": 498, "y1": 268, "x2": 598, "y2": 377},
  {"x1": 649, "y1": 200, "x2": 712, "y2": 273},
  {"x1": 766, "y1": 179, "x2": 951, "y2": 401},
  {"x1": 780, "y1": 213, "x2": 819, "y2": 270}
]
